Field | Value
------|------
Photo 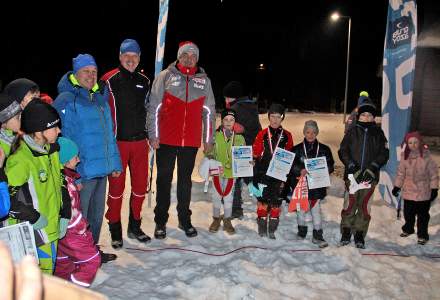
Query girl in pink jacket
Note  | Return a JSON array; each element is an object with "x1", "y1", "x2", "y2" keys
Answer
[
  {"x1": 392, "y1": 132, "x2": 439, "y2": 245},
  {"x1": 54, "y1": 137, "x2": 101, "y2": 287}
]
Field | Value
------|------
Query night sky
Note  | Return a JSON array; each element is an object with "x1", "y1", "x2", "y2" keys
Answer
[{"x1": 2, "y1": 1, "x2": 398, "y2": 111}]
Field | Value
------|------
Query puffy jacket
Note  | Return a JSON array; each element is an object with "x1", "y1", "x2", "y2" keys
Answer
[
  {"x1": 290, "y1": 139, "x2": 335, "y2": 200},
  {"x1": 338, "y1": 121, "x2": 389, "y2": 181},
  {"x1": 394, "y1": 149, "x2": 439, "y2": 201},
  {"x1": 101, "y1": 66, "x2": 150, "y2": 141},
  {"x1": 230, "y1": 98, "x2": 261, "y2": 145},
  {"x1": 147, "y1": 62, "x2": 216, "y2": 147},
  {"x1": 53, "y1": 73, "x2": 122, "y2": 181}
]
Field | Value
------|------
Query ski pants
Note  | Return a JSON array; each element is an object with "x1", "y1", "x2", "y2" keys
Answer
[
  {"x1": 106, "y1": 139, "x2": 149, "y2": 223},
  {"x1": 154, "y1": 144, "x2": 198, "y2": 227},
  {"x1": 340, "y1": 184, "x2": 375, "y2": 237},
  {"x1": 37, "y1": 240, "x2": 58, "y2": 274},
  {"x1": 54, "y1": 229, "x2": 101, "y2": 287},
  {"x1": 297, "y1": 199, "x2": 322, "y2": 230},
  {"x1": 211, "y1": 176, "x2": 234, "y2": 218},
  {"x1": 402, "y1": 199, "x2": 431, "y2": 240}
]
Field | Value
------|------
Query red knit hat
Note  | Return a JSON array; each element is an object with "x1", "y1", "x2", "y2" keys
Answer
[{"x1": 402, "y1": 131, "x2": 424, "y2": 160}]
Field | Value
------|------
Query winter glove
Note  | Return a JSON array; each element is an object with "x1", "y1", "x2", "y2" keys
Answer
[
  {"x1": 430, "y1": 189, "x2": 438, "y2": 202},
  {"x1": 347, "y1": 162, "x2": 359, "y2": 175},
  {"x1": 59, "y1": 218, "x2": 70, "y2": 239},
  {"x1": 32, "y1": 215, "x2": 48, "y2": 230},
  {"x1": 360, "y1": 168, "x2": 376, "y2": 183},
  {"x1": 392, "y1": 187, "x2": 401, "y2": 197}
]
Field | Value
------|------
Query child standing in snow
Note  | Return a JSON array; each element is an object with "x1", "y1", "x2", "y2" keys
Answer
[
  {"x1": 54, "y1": 137, "x2": 101, "y2": 287},
  {"x1": 6, "y1": 99, "x2": 69, "y2": 274},
  {"x1": 206, "y1": 109, "x2": 245, "y2": 234},
  {"x1": 392, "y1": 132, "x2": 439, "y2": 245},
  {"x1": 338, "y1": 99, "x2": 389, "y2": 249},
  {"x1": 252, "y1": 103, "x2": 294, "y2": 239},
  {"x1": 290, "y1": 120, "x2": 334, "y2": 248}
]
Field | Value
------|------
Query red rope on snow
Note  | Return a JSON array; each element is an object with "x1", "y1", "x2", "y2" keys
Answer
[{"x1": 125, "y1": 246, "x2": 439, "y2": 259}]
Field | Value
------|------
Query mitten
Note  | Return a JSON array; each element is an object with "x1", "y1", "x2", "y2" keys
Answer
[
  {"x1": 32, "y1": 215, "x2": 48, "y2": 230},
  {"x1": 430, "y1": 189, "x2": 438, "y2": 202},
  {"x1": 392, "y1": 186, "x2": 401, "y2": 197}
]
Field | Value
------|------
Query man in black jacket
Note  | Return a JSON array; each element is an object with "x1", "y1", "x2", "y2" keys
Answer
[
  {"x1": 223, "y1": 81, "x2": 262, "y2": 218},
  {"x1": 101, "y1": 39, "x2": 151, "y2": 249}
]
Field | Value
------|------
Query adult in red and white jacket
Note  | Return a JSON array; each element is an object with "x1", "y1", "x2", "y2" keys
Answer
[
  {"x1": 147, "y1": 41, "x2": 216, "y2": 239},
  {"x1": 101, "y1": 39, "x2": 151, "y2": 249}
]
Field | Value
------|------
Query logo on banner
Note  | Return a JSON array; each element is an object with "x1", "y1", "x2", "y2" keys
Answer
[{"x1": 388, "y1": 16, "x2": 413, "y2": 49}]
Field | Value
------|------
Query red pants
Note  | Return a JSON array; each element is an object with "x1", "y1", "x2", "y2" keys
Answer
[
  {"x1": 106, "y1": 139, "x2": 149, "y2": 223},
  {"x1": 54, "y1": 230, "x2": 101, "y2": 287}
]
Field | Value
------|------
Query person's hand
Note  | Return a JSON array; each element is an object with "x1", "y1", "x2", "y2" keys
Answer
[
  {"x1": 76, "y1": 183, "x2": 83, "y2": 191},
  {"x1": 111, "y1": 171, "x2": 121, "y2": 178},
  {"x1": 430, "y1": 189, "x2": 438, "y2": 202},
  {"x1": 203, "y1": 143, "x2": 214, "y2": 154},
  {"x1": 347, "y1": 162, "x2": 359, "y2": 175},
  {"x1": 150, "y1": 138, "x2": 160, "y2": 149},
  {"x1": 300, "y1": 169, "x2": 308, "y2": 176},
  {"x1": 0, "y1": 242, "x2": 43, "y2": 300},
  {"x1": 0, "y1": 148, "x2": 5, "y2": 168},
  {"x1": 59, "y1": 218, "x2": 70, "y2": 239},
  {"x1": 392, "y1": 187, "x2": 401, "y2": 197}
]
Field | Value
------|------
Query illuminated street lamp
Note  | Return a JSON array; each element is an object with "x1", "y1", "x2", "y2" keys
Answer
[{"x1": 331, "y1": 12, "x2": 352, "y2": 123}]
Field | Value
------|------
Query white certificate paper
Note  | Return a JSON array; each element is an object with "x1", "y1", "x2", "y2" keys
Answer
[
  {"x1": 0, "y1": 222, "x2": 38, "y2": 263},
  {"x1": 232, "y1": 146, "x2": 253, "y2": 177},
  {"x1": 266, "y1": 147, "x2": 295, "y2": 182},
  {"x1": 304, "y1": 156, "x2": 331, "y2": 189}
]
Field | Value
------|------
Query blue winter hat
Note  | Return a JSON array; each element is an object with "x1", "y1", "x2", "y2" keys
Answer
[
  {"x1": 120, "y1": 39, "x2": 141, "y2": 55},
  {"x1": 58, "y1": 137, "x2": 79, "y2": 165},
  {"x1": 72, "y1": 54, "x2": 97, "y2": 74}
]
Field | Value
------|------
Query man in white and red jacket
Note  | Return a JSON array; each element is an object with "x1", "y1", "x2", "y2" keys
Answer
[
  {"x1": 101, "y1": 39, "x2": 151, "y2": 249},
  {"x1": 147, "y1": 41, "x2": 216, "y2": 239}
]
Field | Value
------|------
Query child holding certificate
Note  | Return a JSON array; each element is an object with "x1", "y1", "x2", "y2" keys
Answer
[
  {"x1": 252, "y1": 103, "x2": 293, "y2": 239},
  {"x1": 206, "y1": 109, "x2": 245, "y2": 234},
  {"x1": 290, "y1": 120, "x2": 334, "y2": 248}
]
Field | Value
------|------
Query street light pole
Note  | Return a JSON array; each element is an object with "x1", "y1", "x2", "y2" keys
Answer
[{"x1": 342, "y1": 17, "x2": 351, "y2": 124}]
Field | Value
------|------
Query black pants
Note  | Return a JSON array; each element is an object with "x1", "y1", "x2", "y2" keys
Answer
[
  {"x1": 154, "y1": 144, "x2": 198, "y2": 227},
  {"x1": 402, "y1": 199, "x2": 431, "y2": 240}
]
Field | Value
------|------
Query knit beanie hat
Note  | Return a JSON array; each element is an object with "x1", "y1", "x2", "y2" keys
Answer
[
  {"x1": 4, "y1": 78, "x2": 39, "y2": 103},
  {"x1": 357, "y1": 100, "x2": 377, "y2": 118},
  {"x1": 58, "y1": 137, "x2": 79, "y2": 165},
  {"x1": 0, "y1": 93, "x2": 21, "y2": 123},
  {"x1": 223, "y1": 81, "x2": 244, "y2": 99},
  {"x1": 177, "y1": 41, "x2": 199, "y2": 61},
  {"x1": 303, "y1": 120, "x2": 319, "y2": 135},
  {"x1": 221, "y1": 108, "x2": 236, "y2": 120},
  {"x1": 21, "y1": 99, "x2": 60, "y2": 134},
  {"x1": 402, "y1": 131, "x2": 424, "y2": 160},
  {"x1": 268, "y1": 103, "x2": 285, "y2": 120},
  {"x1": 73, "y1": 54, "x2": 97, "y2": 74},
  {"x1": 120, "y1": 39, "x2": 141, "y2": 55}
]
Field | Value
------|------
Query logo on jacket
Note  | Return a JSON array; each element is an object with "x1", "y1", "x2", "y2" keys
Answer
[
  {"x1": 170, "y1": 75, "x2": 181, "y2": 87},
  {"x1": 136, "y1": 84, "x2": 144, "y2": 88},
  {"x1": 39, "y1": 170, "x2": 48, "y2": 183}
]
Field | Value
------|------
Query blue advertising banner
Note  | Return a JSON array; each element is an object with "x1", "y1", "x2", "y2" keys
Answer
[{"x1": 379, "y1": 0, "x2": 417, "y2": 206}]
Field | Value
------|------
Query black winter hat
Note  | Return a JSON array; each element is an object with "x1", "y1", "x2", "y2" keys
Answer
[
  {"x1": 268, "y1": 103, "x2": 285, "y2": 119},
  {"x1": 21, "y1": 99, "x2": 60, "y2": 134},
  {"x1": 357, "y1": 100, "x2": 377, "y2": 118},
  {"x1": 0, "y1": 93, "x2": 21, "y2": 123},
  {"x1": 221, "y1": 108, "x2": 236, "y2": 120},
  {"x1": 223, "y1": 81, "x2": 244, "y2": 99},
  {"x1": 4, "y1": 78, "x2": 39, "y2": 103}
]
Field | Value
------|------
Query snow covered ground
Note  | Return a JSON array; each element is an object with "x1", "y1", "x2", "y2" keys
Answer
[{"x1": 93, "y1": 113, "x2": 440, "y2": 300}]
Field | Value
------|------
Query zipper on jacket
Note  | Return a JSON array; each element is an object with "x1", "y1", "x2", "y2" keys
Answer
[
  {"x1": 360, "y1": 127, "x2": 368, "y2": 171},
  {"x1": 182, "y1": 75, "x2": 189, "y2": 147}
]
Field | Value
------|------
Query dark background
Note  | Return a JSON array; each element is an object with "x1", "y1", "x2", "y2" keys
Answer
[{"x1": 0, "y1": 0, "x2": 433, "y2": 112}]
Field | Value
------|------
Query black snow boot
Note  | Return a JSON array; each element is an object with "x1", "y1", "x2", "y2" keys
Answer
[
  {"x1": 231, "y1": 207, "x2": 244, "y2": 219},
  {"x1": 297, "y1": 225, "x2": 308, "y2": 239},
  {"x1": 340, "y1": 227, "x2": 352, "y2": 246},
  {"x1": 257, "y1": 217, "x2": 268, "y2": 237},
  {"x1": 128, "y1": 215, "x2": 151, "y2": 243},
  {"x1": 268, "y1": 217, "x2": 279, "y2": 239},
  {"x1": 354, "y1": 231, "x2": 365, "y2": 249},
  {"x1": 178, "y1": 222, "x2": 198, "y2": 238},
  {"x1": 312, "y1": 229, "x2": 328, "y2": 248},
  {"x1": 108, "y1": 221, "x2": 123, "y2": 249},
  {"x1": 154, "y1": 224, "x2": 167, "y2": 239}
]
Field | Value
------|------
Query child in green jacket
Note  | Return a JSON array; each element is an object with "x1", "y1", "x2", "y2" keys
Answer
[{"x1": 6, "y1": 99, "x2": 69, "y2": 274}]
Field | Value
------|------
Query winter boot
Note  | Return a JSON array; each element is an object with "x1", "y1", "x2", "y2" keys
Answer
[
  {"x1": 340, "y1": 227, "x2": 352, "y2": 246},
  {"x1": 417, "y1": 238, "x2": 428, "y2": 245},
  {"x1": 231, "y1": 207, "x2": 244, "y2": 219},
  {"x1": 354, "y1": 231, "x2": 365, "y2": 249},
  {"x1": 178, "y1": 222, "x2": 198, "y2": 238},
  {"x1": 127, "y1": 215, "x2": 151, "y2": 243},
  {"x1": 297, "y1": 225, "x2": 308, "y2": 239},
  {"x1": 97, "y1": 245, "x2": 117, "y2": 264},
  {"x1": 154, "y1": 224, "x2": 167, "y2": 239},
  {"x1": 312, "y1": 229, "x2": 328, "y2": 248},
  {"x1": 108, "y1": 221, "x2": 123, "y2": 249},
  {"x1": 223, "y1": 217, "x2": 236, "y2": 235},
  {"x1": 209, "y1": 217, "x2": 222, "y2": 233},
  {"x1": 257, "y1": 217, "x2": 268, "y2": 237},
  {"x1": 268, "y1": 217, "x2": 279, "y2": 239}
]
